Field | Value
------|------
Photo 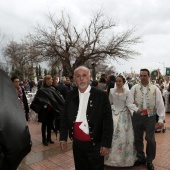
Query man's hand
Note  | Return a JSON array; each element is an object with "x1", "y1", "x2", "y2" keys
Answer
[
  {"x1": 60, "y1": 141, "x2": 67, "y2": 151},
  {"x1": 155, "y1": 122, "x2": 164, "y2": 129},
  {"x1": 100, "y1": 147, "x2": 110, "y2": 156},
  {"x1": 136, "y1": 108, "x2": 143, "y2": 114}
]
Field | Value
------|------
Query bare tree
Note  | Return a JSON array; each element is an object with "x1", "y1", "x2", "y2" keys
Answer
[
  {"x1": 3, "y1": 40, "x2": 42, "y2": 79},
  {"x1": 28, "y1": 11, "x2": 141, "y2": 75},
  {"x1": 0, "y1": 29, "x2": 9, "y2": 72}
]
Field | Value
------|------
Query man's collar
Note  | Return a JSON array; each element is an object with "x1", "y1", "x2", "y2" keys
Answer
[
  {"x1": 79, "y1": 85, "x2": 91, "y2": 94},
  {"x1": 140, "y1": 82, "x2": 152, "y2": 89}
]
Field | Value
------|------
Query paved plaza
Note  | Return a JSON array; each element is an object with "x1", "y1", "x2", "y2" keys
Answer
[{"x1": 18, "y1": 113, "x2": 170, "y2": 170}]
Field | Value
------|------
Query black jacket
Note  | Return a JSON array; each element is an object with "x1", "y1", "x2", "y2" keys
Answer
[
  {"x1": 0, "y1": 69, "x2": 32, "y2": 170},
  {"x1": 30, "y1": 86, "x2": 65, "y2": 119},
  {"x1": 57, "y1": 84, "x2": 68, "y2": 100},
  {"x1": 60, "y1": 87, "x2": 113, "y2": 148}
]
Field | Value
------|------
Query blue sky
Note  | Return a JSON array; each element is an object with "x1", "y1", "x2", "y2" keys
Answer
[{"x1": 0, "y1": 0, "x2": 170, "y2": 75}]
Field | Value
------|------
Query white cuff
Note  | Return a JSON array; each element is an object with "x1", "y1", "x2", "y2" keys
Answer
[{"x1": 158, "y1": 116, "x2": 164, "y2": 123}]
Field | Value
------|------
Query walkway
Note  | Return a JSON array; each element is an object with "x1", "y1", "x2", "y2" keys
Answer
[{"x1": 19, "y1": 113, "x2": 170, "y2": 170}]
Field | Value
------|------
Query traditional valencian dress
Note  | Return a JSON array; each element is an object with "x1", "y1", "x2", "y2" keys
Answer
[{"x1": 104, "y1": 87, "x2": 136, "y2": 167}]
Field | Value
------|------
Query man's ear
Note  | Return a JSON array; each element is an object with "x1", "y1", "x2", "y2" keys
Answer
[{"x1": 90, "y1": 74, "x2": 92, "y2": 80}]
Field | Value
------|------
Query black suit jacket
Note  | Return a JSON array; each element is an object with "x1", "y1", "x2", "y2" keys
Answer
[{"x1": 60, "y1": 87, "x2": 113, "y2": 148}]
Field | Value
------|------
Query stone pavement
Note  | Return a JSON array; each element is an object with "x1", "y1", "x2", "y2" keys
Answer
[{"x1": 19, "y1": 113, "x2": 170, "y2": 170}]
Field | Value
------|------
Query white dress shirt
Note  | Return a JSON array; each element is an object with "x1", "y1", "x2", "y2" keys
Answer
[{"x1": 75, "y1": 85, "x2": 91, "y2": 134}]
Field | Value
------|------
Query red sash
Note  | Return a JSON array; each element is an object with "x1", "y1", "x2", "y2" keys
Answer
[
  {"x1": 73, "y1": 122, "x2": 91, "y2": 141},
  {"x1": 143, "y1": 109, "x2": 148, "y2": 115}
]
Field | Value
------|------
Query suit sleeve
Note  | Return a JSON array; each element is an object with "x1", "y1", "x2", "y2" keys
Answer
[
  {"x1": 59, "y1": 95, "x2": 69, "y2": 141},
  {"x1": 101, "y1": 92, "x2": 113, "y2": 148}
]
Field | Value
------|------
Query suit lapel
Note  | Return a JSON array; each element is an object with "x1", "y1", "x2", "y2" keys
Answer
[
  {"x1": 72, "y1": 89, "x2": 79, "y2": 117},
  {"x1": 87, "y1": 87, "x2": 95, "y2": 114}
]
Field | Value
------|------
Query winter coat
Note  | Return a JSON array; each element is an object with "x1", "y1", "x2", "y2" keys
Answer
[{"x1": 30, "y1": 86, "x2": 65, "y2": 121}]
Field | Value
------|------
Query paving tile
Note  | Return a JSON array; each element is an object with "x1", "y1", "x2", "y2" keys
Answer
[
  {"x1": 37, "y1": 160, "x2": 61, "y2": 169},
  {"x1": 28, "y1": 163, "x2": 48, "y2": 170}
]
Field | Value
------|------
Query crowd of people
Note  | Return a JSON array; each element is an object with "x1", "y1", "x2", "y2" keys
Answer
[{"x1": 0, "y1": 66, "x2": 170, "y2": 170}]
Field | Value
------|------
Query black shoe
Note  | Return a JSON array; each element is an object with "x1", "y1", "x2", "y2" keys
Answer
[
  {"x1": 162, "y1": 127, "x2": 166, "y2": 133},
  {"x1": 47, "y1": 139, "x2": 54, "y2": 144},
  {"x1": 134, "y1": 159, "x2": 146, "y2": 166},
  {"x1": 147, "y1": 163, "x2": 154, "y2": 170},
  {"x1": 43, "y1": 140, "x2": 48, "y2": 146}
]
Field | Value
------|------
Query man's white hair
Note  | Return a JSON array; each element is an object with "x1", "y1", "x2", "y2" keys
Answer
[{"x1": 74, "y1": 66, "x2": 91, "y2": 77}]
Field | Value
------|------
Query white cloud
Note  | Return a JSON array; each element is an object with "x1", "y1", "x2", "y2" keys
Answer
[{"x1": 0, "y1": 0, "x2": 170, "y2": 74}]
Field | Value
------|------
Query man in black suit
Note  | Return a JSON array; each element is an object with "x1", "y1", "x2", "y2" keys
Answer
[
  {"x1": 57, "y1": 77, "x2": 68, "y2": 100},
  {"x1": 60, "y1": 66, "x2": 113, "y2": 170}
]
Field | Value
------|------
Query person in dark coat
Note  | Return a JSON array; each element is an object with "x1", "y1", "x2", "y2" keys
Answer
[
  {"x1": 31, "y1": 75, "x2": 65, "y2": 146},
  {"x1": 65, "y1": 76, "x2": 74, "y2": 92},
  {"x1": 60, "y1": 66, "x2": 113, "y2": 170},
  {"x1": 37, "y1": 75, "x2": 54, "y2": 146},
  {"x1": 91, "y1": 80, "x2": 99, "y2": 87},
  {"x1": 57, "y1": 77, "x2": 68, "y2": 100},
  {"x1": 52, "y1": 76, "x2": 65, "y2": 138},
  {"x1": 107, "y1": 75, "x2": 116, "y2": 95},
  {"x1": 11, "y1": 76, "x2": 29, "y2": 121},
  {"x1": 0, "y1": 69, "x2": 31, "y2": 170}
]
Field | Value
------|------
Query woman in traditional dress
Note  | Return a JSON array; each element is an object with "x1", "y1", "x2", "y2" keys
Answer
[{"x1": 104, "y1": 75, "x2": 136, "y2": 167}]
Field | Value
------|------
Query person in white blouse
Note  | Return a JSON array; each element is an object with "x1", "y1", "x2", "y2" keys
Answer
[{"x1": 127, "y1": 68, "x2": 165, "y2": 170}]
